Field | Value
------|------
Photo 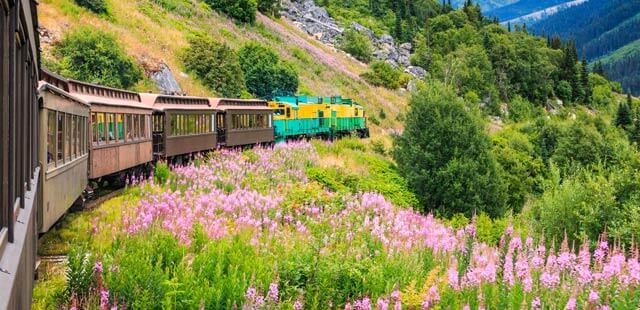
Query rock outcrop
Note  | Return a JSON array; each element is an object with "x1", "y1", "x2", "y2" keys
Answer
[
  {"x1": 281, "y1": 0, "x2": 427, "y2": 79},
  {"x1": 151, "y1": 63, "x2": 183, "y2": 95}
]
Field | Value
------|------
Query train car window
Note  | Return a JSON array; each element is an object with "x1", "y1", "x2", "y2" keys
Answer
[
  {"x1": 107, "y1": 113, "x2": 115, "y2": 143},
  {"x1": 170, "y1": 114, "x2": 177, "y2": 136},
  {"x1": 269, "y1": 114, "x2": 272, "y2": 128},
  {"x1": 71, "y1": 115, "x2": 77, "y2": 158},
  {"x1": 47, "y1": 110, "x2": 56, "y2": 168},
  {"x1": 125, "y1": 114, "x2": 132, "y2": 141},
  {"x1": 116, "y1": 114, "x2": 124, "y2": 142},
  {"x1": 91, "y1": 113, "x2": 97, "y2": 145},
  {"x1": 133, "y1": 114, "x2": 140, "y2": 139},
  {"x1": 217, "y1": 113, "x2": 225, "y2": 130},
  {"x1": 143, "y1": 115, "x2": 148, "y2": 138},
  {"x1": 57, "y1": 112, "x2": 64, "y2": 163},
  {"x1": 65, "y1": 113, "x2": 72, "y2": 162}
]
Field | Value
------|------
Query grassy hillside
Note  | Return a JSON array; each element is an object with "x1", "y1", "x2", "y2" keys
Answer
[{"x1": 39, "y1": 0, "x2": 408, "y2": 134}]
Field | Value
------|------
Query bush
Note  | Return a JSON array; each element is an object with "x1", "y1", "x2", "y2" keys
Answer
[
  {"x1": 74, "y1": 0, "x2": 108, "y2": 14},
  {"x1": 181, "y1": 35, "x2": 245, "y2": 97},
  {"x1": 393, "y1": 82, "x2": 507, "y2": 217},
  {"x1": 238, "y1": 42, "x2": 298, "y2": 97},
  {"x1": 204, "y1": 0, "x2": 257, "y2": 23},
  {"x1": 54, "y1": 28, "x2": 143, "y2": 89},
  {"x1": 555, "y1": 80, "x2": 572, "y2": 102},
  {"x1": 154, "y1": 162, "x2": 170, "y2": 185},
  {"x1": 257, "y1": 0, "x2": 280, "y2": 16},
  {"x1": 361, "y1": 61, "x2": 402, "y2": 90},
  {"x1": 339, "y1": 29, "x2": 373, "y2": 63}
]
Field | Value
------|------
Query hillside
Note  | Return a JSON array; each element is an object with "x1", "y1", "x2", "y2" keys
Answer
[
  {"x1": 38, "y1": 0, "x2": 408, "y2": 134},
  {"x1": 529, "y1": 0, "x2": 640, "y2": 95}
]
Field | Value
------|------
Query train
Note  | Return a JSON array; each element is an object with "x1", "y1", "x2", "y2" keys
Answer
[
  {"x1": 0, "y1": 3, "x2": 368, "y2": 304},
  {"x1": 39, "y1": 69, "x2": 369, "y2": 232}
]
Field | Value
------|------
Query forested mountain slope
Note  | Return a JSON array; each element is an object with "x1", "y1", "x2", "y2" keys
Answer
[
  {"x1": 529, "y1": 0, "x2": 640, "y2": 95},
  {"x1": 485, "y1": 0, "x2": 570, "y2": 21}
]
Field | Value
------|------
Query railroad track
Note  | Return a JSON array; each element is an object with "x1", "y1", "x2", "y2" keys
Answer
[{"x1": 36, "y1": 186, "x2": 125, "y2": 273}]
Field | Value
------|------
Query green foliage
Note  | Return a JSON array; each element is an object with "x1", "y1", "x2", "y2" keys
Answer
[
  {"x1": 74, "y1": 0, "x2": 108, "y2": 14},
  {"x1": 615, "y1": 102, "x2": 633, "y2": 128},
  {"x1": 361, "y1": 61, "x2": 402, "y2": 90},
  {"x1": 203, "y1": 0, "x2": 257, "y2": 23},
  {"x1": 507, "y1": 96, "x2": 536, "y2": 122},
  {"x1": 181, "y1": 35, "x2": 245, "y2": 97},
  {"x1": 555, "y1": 80, "x2": 572, "y2": 102},
  {"x1": 65, "y1": 246, "x2": 96, "y2": 304},
  {"x1": 492, "y1": 128, "x2": 545, "y2": 211},
  {"x1": 154, "y1": 162, "x2": 171, "y2": 185},
  {"x1": 393, "y1": 82, "x2": 507, "y2": 217},
  {"x1": 257, "y1": 0, "x2": 280, "y2": 16},
  {"x1": 152, "y1": 0, "x2": 197, "y2": 16},
  {"x1": 340, "y1": 28, "x2": 373, "y2": 63},
  {"x1": 54, "y1": 27, "x2": 143, "y2": 89},
  {"x1": 238, "y1": 42, "x2": 299, "y2": 98}
]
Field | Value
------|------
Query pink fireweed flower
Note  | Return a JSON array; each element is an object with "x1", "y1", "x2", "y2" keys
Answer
[
  {"x1": 448, "y1": 258, "x2": 460, "y2": 290},
  {"x1": 589, "y1": 290, "x2": 599, "y2": 303},
  {"x1": 354, "y1": 297, "x2": 372, "y2": 310},
  {"x1": 100, "y1": 289, "x2": 109, "y2": 310},
  {"x1": 532, "y1": 297, "x2": 541, "y2": 309},
  {"x1": 268, "y1": 282, "x2": 279, "y2": 302},
  {"x1": 94, "y1": 261, "x2": 103, "y2": 274},
  {"x1": 565, "y1": 297, "x2": 577, "y2": 310},
  {"x1": 376, "y1": 298, "x2": 389, "y2": 310},
  {"x1": 503, "y1": 252, "x2": 515, "y2": 287},
  {"x1": 293, "y1": 298, "x2": 303, "y2": 310}
]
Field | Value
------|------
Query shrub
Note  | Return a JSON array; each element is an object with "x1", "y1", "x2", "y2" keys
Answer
[
  {"x1": 339, "y1": 29, "x2": 373, "y2": 63},
  {"x1": 204, "y1": 0, "x2": 257, "y2": 23},
  {"x1": 257, "y1": 0, "x2": 280, "y2": 16},
  {"x1": 154, "y1": 162, "x2": 170, "y2": 185},
  {"x1": 181, "y1": 35, "x2": 245, "y2": 97},
  {"x1": 238, "y1": 42, "x2": 298, "y2": 97},
  {"x1": 361, "y1": 61, "x2": 402, "y2": 90},
  {"x1": 555, "y1": 80, "x2": 572, "y2": 102},
  {"x1": 54, "y1": 28, "x2": 143, "y2": 89},
  {"x1": 393, "y1": 82, "x2": 507, "y2": 217},
  {"x1": 370, "y1": 139, "x2": 386, "y2": 155},
  {"x1": 74, "y1": 0, "x2": 108, "y2": 14}
]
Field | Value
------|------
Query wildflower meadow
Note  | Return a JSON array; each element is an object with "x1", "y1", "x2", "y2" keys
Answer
[{"x1": 49, "y1": 141, "x2": 639, "y2": 309}]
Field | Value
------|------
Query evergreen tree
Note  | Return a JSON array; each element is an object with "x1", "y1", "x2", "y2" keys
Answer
[
  {"x1": 550, "y1": 35, "x2": 562, "y2": 50},
  {"x1": 630, "y1": 109, "x2": 640, "y2": 145},
  {"x1": 615, "y1": 102, "x2": 633, "y2": 127}
]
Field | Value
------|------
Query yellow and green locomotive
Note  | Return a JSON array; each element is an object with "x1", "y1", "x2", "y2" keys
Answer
[{"x1": 268, "y1": 96, "x2": 369, "y2": 142}]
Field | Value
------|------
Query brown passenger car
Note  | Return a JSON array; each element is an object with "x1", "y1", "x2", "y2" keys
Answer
[
  {"x1": 141, "y1": 94, "x2": 217, "y2": 158},
  {"x1": 69, "y1": 81, "x2": 153, "y2": 179},
  {"x1": 214, "y1": 98, "x2": 275, "y2": 147},
  {"x1": 38, "y1": 82, "x2": 90, "y2": 233}
]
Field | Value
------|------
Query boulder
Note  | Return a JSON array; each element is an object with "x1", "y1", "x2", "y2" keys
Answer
[
  {"x1": 405, "y1": 66, "x2": 427, "y2": 79},
  {"x1": 151, "y1": 63, "x2": 183, "y2": 95}
]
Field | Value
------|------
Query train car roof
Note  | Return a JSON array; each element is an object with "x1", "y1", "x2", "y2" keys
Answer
[
  {"x1": 38, "y1": 81, "x2": 91, "y2": 107},
  {"x1": 140, "y1": 93, "x2": 216, "y2": 111},
  {"x1": 212, "y1": 98, "x2": 272, "y2": 111}
]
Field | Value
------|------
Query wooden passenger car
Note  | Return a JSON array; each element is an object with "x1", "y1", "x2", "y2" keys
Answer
[
  {"x1": 214, "y1": 98, "x2": 275, "y2": 147},
  {"x1": 38, "y1": 82, "x2": 90, "y2": 233},
  {"x1": 69, "y1": 81, "x2": 153, "y2": 179},
  {"x1": 0, "y1": 0, "x2": 41, "y2": 308},
  {"x1": 141, "y1": 94, "x2": 217, "y2": 158}
]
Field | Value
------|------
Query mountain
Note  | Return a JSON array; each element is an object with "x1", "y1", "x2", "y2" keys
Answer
[
  {"x1": 529, "y1": 0, "x2": 640, "y2": 95},
  {"x1": 486, "y1": 0, "x2": 572, "y2": 22}
]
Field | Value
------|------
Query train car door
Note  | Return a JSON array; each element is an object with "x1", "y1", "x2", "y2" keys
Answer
[
  {"x1": 331, "y1": 110, "x2": 337, "y2": 129},
  {"x1": 216, "y1": 112, "x2": 226, "y2": 144},
  {"x1": 152, "y1": 112, "x2": 165, "y2": 157}
]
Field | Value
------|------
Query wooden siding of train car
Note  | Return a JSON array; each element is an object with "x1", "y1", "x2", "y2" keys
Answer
[
  {"x1": 38, "y1": 87, "x2": 89, "y2": 233},
  {"x1": 0, "y1": 0, "x2": 41, "y2": 308},
  {"x1": 89, "y1": 104, "x2": 152, "y2": 179},
  {"x1": 223, "y1": 109, "x2": 275, "y2": 147},
  {"x1": 163, "y1": 110, "x2": 217, "y2": 158}
]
